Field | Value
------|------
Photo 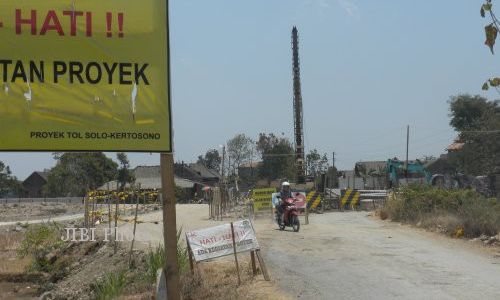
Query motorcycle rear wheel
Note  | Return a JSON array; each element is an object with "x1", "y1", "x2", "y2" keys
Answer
[{"x1": 292, "y1": 215, "x2": 300, "y2": 232}]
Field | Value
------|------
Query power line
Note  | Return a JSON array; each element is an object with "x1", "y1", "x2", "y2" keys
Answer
[{"x1": 460, "y1": 130, "x2": 500, "y2": 133}]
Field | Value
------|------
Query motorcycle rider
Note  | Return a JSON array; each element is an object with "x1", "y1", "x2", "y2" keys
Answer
[{"x1": 276, "y1": 181, "x2": 292, "y2": 223}]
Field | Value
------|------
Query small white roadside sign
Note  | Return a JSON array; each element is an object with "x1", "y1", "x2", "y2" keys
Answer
[{"x1": 186, "y1": 219, "x2": 260, "y2": 262}]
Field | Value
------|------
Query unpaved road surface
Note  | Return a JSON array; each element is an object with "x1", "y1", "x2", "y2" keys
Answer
[
  {"x1": 254, "y1": 212, "x2": 500, "y2": 300},
  {"x1": 43, "y1": 205, "x2": 498, "y2": 299}
]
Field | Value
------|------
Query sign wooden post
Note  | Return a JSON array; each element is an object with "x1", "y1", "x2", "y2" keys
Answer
[
  {"x1": 230, "y1": 222, "x2": 241, "y2": 285},
  {"x1": 187, "y1": 238, "x2": 195, "y2": 275},
  {"x1": 160, "y1": 153, "x2": 180, "y2": 300},
  {"x1": 305, "y1": 202, "x2": 309, "y2": 225},
  {"x1": 255, "y1": 250, "x2": 270, "y2": 281},
  {"x1": 250, "y1": 251, "x2": 257, "y2": 276}
]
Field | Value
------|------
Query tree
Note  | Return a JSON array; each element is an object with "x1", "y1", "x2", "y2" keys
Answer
[
  {"x1": 117, "y1": 153, "x2": 135, "y2": 190},
  {"x1": 226, "y1": 134, "x2": 255, "y2": 177},
  {"x1": 449, "y1": 95, "x2": 498, "y2": 131},
  {"x1": 45, "y1": 153, "x2": 118, "y2": 197},
  {"x1": 256, "y1": 133, "x2": 280, "y2": 155},
  {"x1": 306, "y1": 149, "x2": 329, "y2": 179},
  {"x1": 257, "y1": 133, "x2": 295, "y2": 181},
  {"x1": 480, "y1": 1, "x2": 500, "y2": 90},
  {"x1": 197, "y1": 149, "x2": 222, "y2": 171},
  {"x1": 448, "y1": 94, "x2": 500, "y2": 175},
  {"x1": 325, "y1": 166, "x2": 339, "y2": 188},
  {"x1": 0, "y1": 161, "x2": 20, "y2": 197}
]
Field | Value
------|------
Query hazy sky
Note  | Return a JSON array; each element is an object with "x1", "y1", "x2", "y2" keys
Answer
[{"x1": 2, "y1": 0, "x2": 500, "y2": 180}]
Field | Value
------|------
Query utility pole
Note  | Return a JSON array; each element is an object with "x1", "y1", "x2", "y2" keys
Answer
[
  {"x1": 220, "y1": 145, "x2": 227, "y2": 216},
  {"x1": 331, "y1": 152, "x2": 335, "y2": 188},
  {"x1": 405, "y1": 125, "x2": 410, "y2": 185},
  {"x1": 220, "y1": 145, "x2": 226, "y2": 184}
]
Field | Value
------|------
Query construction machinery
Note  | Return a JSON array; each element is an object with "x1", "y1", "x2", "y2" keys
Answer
[
  {"x1": 386, "y1": 158, "x2": 432, "y2": 188},
  {"x1": 291, "y1": 27, "x2": 306, "y2": 184},
  {"x1": 386, "y1": 158, "x2": 499, "y2": 197}
]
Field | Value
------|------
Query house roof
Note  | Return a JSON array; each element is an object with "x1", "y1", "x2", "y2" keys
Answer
[
  {"x1": 23, "y1": 171, "x2": 49, "y2": 183},
  {"x1": 188, "y1": 163, "x2": 220, "y2": 179},
  {"x1": 239, "y1": 161, "x2": 263, "y2": 169},
  {"x1": 98, "y1": 165, "x2": 203, "y2": 190},
  {"x1": 36, "y1": 171, "x2": 49, "y2": 181},
  {"x1": 133, "y1": 165, "x2": 161, "y2": 178},
  {"x1": 98, "y1": 176, "x2": 197, "y2": 190},
  {"x1": 446, "y1": 142, "x2": 465, "y2": 151}
]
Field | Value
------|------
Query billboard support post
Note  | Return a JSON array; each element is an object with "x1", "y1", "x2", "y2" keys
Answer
[{"x1": 160, "y1": 153, "x2": 180, "y2": 300}]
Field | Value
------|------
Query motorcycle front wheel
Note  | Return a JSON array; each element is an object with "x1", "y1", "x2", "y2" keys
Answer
[
  {"x1": 278, "y1": 215, "x2": 285, "y2": 231},
  {"x1": 292, "y1": 215, "x2": 300, "y2": 232}
]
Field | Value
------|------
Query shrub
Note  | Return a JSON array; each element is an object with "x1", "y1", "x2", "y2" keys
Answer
[
  {"x1": 17, "y1": 222, "x2": 65, "y2": 272},
  {"x1": 382, "y1": 185, "x2": 499, "y2": 238}
]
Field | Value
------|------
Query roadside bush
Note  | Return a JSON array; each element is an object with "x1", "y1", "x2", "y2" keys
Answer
[
  {"x1": 145, "y1": 228, "x2": 188, "y2": 283},
  {"x1": 381, "y1": 185, "x2": 500, "y2": 237},
  {"x1": 17, "y1": 222, "x2": 65, "y2": 272}
]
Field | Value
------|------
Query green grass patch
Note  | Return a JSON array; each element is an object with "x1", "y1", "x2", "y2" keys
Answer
[
  {"x1": 145, "y1": 228, "x2": 189, "y2": 283},
  {"x1": 92, "y1": 270, "x2": 127, "y2": 300}
]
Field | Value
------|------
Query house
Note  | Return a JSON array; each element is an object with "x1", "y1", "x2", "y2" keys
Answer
[
  {"x1": 446, "y1": 142, "x2": 465, "y2": 153},
  {"x1": 23, "y1": 171, "x2": 49, "y2": 197},
  {"x1": 238, "y1": 161, "x2": 262, "y2": 183},
  {"x1": 354, "y1": 161, "x2": 388, "y2": 190},
  {"x1": 174, "y1": 163, "x2": 203, "y2": 183},
  {"x1": 173, "y1": 162, "x2": 220, "y2": 187},
  {"x1": 338, "y1": 170, "x2": 365, "y2": 189},
  {"x1": 98, "y1": 165, "x2": 205, "y2": 202},
  {"x1": 187, "y1": 163, "x2": 220, "y2": 186}
]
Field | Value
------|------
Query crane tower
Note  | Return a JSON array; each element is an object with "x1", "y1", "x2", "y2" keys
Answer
[{"x1": 291, "y1": 27, "x2": 306, "y2": 184}]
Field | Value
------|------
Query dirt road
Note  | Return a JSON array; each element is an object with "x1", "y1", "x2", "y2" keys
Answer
[
  {"x1": 76, "y1": 205, "x2": 500, "y2": 299},
  {"x1": 254, "y1": 212, "x2": 500, "y2": 300},
  {"x1": 2, "y1": 204, "x2": 498, "y2": 299}
]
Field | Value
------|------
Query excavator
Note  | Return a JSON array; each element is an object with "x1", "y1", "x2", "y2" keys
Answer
[
  {"x1": 386, "y1": 158, "x2": 431, "y2": 188},
  {"x1": 386, "y1": 158, "x2": 498, "y2": 197}
]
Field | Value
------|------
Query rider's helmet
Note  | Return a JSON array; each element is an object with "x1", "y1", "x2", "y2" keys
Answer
[{"x1": 281, "y1": 181, "x2": 291, "y2": 199}]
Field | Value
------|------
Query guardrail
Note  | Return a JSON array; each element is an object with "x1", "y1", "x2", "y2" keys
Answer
[
  {"x1": 1, "y1": 197, "x2": 83, "y2": 204},
  {"x1": 338, "y1": 189, "x2": 388, "y2": 211}
]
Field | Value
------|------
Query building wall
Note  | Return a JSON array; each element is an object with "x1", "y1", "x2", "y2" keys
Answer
[{"x1": 338, "y1": 176, "x2": 364, "y2": 189}]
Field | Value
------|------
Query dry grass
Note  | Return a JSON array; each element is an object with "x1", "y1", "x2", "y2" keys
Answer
[
  {"x1": 0, "y1": 232, "x2": 23, "y2": 252},
  {"x1": 0, "y1": 232, "x2": 31, "y2": 274},
  {"x1": 181, "y1": 257, "x2": 289, "y2": 300}
]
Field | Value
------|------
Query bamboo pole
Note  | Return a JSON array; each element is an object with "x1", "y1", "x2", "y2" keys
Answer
[{"x1": 128, "y1": 194, "x2": 140, "y2": 267}]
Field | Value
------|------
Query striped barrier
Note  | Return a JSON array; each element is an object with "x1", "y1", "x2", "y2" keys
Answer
[
  {"x1": 305, "y1": 191, "x2": 322, "y2": 210},
  {"x1": 340, "y1": 189, "x2": 361, "y2": 210}
]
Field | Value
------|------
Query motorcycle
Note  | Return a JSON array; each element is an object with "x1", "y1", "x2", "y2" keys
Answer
[{"x1": 276, "y1": 196, "x2": 300, "y2": 232}]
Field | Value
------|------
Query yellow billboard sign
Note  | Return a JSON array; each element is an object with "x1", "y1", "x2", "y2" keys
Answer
[
  {"x1": 0, "y1": 1, "x2": 171, "y2": 152},
  {"x1": 252, "y1": 188, "x2": 275, "y2": 212}
]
